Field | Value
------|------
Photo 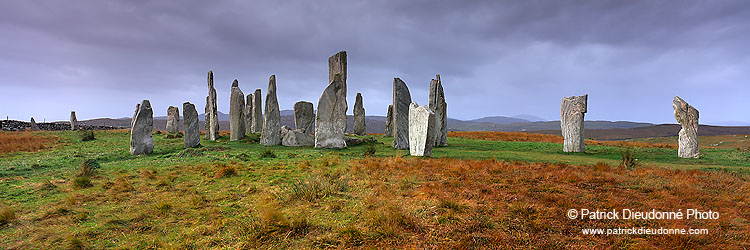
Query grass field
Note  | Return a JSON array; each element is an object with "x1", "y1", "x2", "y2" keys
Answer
[{"x1": 0, "y1": 130, "x2": 748, "y2": 249}]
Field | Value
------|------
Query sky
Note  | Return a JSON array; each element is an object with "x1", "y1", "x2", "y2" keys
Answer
[{"x1": 1, "y1": 0, "x2": 748, "y2": 125}]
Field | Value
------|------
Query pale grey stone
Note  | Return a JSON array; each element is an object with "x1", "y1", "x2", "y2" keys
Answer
[
  {"x1": 344, "y1": 136, "x2": 364, "y2": 147},
  {"x1": 244, "y1": 94, "x2": 253, "y2": 136},
  {"x1": 252, "y1": 89, "x2": 263, "y2": 133},
  {"x1": 130, "y1": 100, "x2": 154, "y2": 155},
  {"x1": 294, "y1": 101, "x2": 314, "y2": 134},
  {"x1": 408, "y1": 102, "x2": 435, "y2": 157},
  {"x1": 281, "y1": 125, "x2": 292, "y2": 138},
  {"x1": 166, "y1": 106, "x2": 179, "y2": 133},
  {"x1": 385, "y1": 105, "x2": 393, "y2": 137},
  {"x1": 206, "y1": 70, "x2": 220, "y2": 141},
  {"x1": 392, "y1": 78, "x2": 412, "y2": 149},
  {"x1": 132, "y1": 104, "x2": 140, "y2": 128},
  {"x1": 353, "y1": 92, "x2": 366, "y2": 136},
  {"x1": 561, "y1": 94, "x2": 587, "y2": 153},
  {"x1": 30, "y1": 117, "x2": 39, "y2": 131},
  {"x1": 183, "y1": 102, "x2": 200, "y2": 148},
  {"x1": 673, "y1": 96, "x2": 700, "y2": 158},
  {"x1": 70, "y1": 111, "x2": 78, "y2": 130},
  {"x1": 315, "y1": 74, "x2": 348, "y2": 148},
  {"x1": 260, "y1": 75, "x2": 281, "y2": 145},
  {"x1": 229, "y1": 79, "x2": 246, "y2": 141},
  {"x1": 282, "y1": 129, "x2": 315, "y2": 147},
  {"x1": 429, "y1": 74, "x2": 448, "y2": 147}
]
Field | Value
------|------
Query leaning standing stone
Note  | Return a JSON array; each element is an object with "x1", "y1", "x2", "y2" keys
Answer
[
  {"x1": 294, "y1": 101, "x2": 314, "y2": 134},
  {"x1": 408, "y1": 102, "x2": 436, "y2": 157},
  {"x1": 384, "y1": 105, "x2": 393, "y2": 137},
  {"x1": 561, "y1": 94, "x2": 587, "y2": 153},
  {"x1": 315, "y1": 74, "x2": 348, "y2": 148},
  {"x1": 353, "y1": 92, "x2": 366, "y2": 136},
  {"x1": 252, "y1": 89, "x2": 263, "y2": 133},
  {"x1": 392, "y1": 78, "x2": 412, "y2": 149},
  {"x1": 229, "y1": 79, "x2": 246, "y2": 141},
  {"x1": 70, "y1": 111, "x2": 78, "y2": 130},
  {"x1": 245, "y1": 94, "x2": 253, "y2": 135},
  {"x1": 673, "y1": 96, "x2": 700, "y2": 158},
  {"x1": 260, "y1": 75, "x2": 281, "y2": 145},
  {"x1": 183, "y1": 102, "x2": 200, "y2": 148},
  {"x1": 130, "y1": 100, "x2": 154, "y2": 155},
  {"x1": 206, "y1": 71, "x2": 220, "y2": 141},
  {"x1": 429, "y1": 74, "x2": 448, "y2": 147},
  {"x1": 30, "y1": 117, "x2": 40, "y2": 131},
  {"x1": 166, "y1": 106, "x2": 180, "y2": 133}
]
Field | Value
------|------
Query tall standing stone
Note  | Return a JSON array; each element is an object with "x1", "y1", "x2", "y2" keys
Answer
[
  {"x1": 429, "y1": 74, "x2": 448, "y2": 147},
  {"x1": 294, "y1": 101, "x2": 314, "y2": 134},
  {"x1": 206, "y1": 71, "x2": 220, "y2": 141},
  {"x1": 166, "y1": 106, "x2": 180, "y2": 133},
  {"x1": 673, "y1": 96, "x2": 700, "y2": 158},
  {"x1": 30, "y1": 117, "x2": 40, "y2": 131},
  {"x1": 70, "y1": 111, "x2": 78, "y2": 130},
  {"x1": 408, "y1": 102, "x2": 436, "y2": 157},
  {"x1": 315, "y1": 74, "x2": 348, "y2": 148},
  {"x1": 260, "y1": 75, "x2": 281, "y2": 145},
  {"x1": 130, "y1": 100, "x2": 154, "y2": 155},
  {"x1": 392, "y1": 78, "x2": 412, "y2": 149},
  {"x1": 229, "y1": 79, "x2": 246, "y2": 141},
  {"x1": 132, "y1": 104, "x2": 141, "y2": 128},
  {"x1": 204, "y1": 96, "x2": 210, "y2": 131},
  {"x1": 328, "y1": 51, "x2": 347, "y2": 96},
  {"x1": 244, "y1": 94, "x2": 253, "y2": 135},
  {"x1": 385, "y1": 105, "x2": 393, "y2": 136},
  {"x1": 561, "y1": 94, "x2": 587, "y2": 153},
  {"x1": 183, "y1": 102, "x2": 200, "y2": 148},
  {"x1": 353, "y1": 92, "x2": 366, "y2": 136},
  {"x1": 252, "y1": 89, "x2": 263, "y2": 133}
]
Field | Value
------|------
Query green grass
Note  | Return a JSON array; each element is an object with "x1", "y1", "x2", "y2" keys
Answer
[{"x1": 0, "y1": 130, "x2": 748, "y2": 248}]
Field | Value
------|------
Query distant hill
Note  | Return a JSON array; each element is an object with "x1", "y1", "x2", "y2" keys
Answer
[
  {"x1": 468, "y1": 116, "x2": 530, "y2": 124},
  {"x1": 512, "y1": 114, "x2": 546, "y2": 122},
  {"x1": 530, "y1": 124, "x2": 750, "y2": 140}
]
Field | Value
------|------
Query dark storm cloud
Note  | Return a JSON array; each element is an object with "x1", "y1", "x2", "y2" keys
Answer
[{"x1": 1, "y1": 0, "x2": 748, "y2": 125}]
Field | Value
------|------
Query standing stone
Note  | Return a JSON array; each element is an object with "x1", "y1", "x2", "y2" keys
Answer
[
  {"x1": 206, "y1": 71, "x2": 220, "y2": 141},
  {"x1": 392, "y1": 78, "x2": 412, "y2": 149},
  {"x1": 183, "y1": 102, "x2": 200, "y2": 148},
  {"x1": 561, "y1": 94, "x2": 587, "y2": 153},
  {"x1": 315, "y1": 74, "x2": 348, "y2": 148},
  {"x1": 130, "y1": 100, "x2": 154, "y2": 155},
  {"x1": 260, "y1": 75, "x2": 281, "y2": 145},
  {"x1": 429, "y1": 74, "x2": 448, "y2": 147},
  {"x1": 282, "y1": 129, "x2": 315, "y2": 147},
  {"x1": 204, "y1": 96, "x2": 210, "y2": 131},
  {"x1": 166, "y1": 106, "x2": 180, "y2": 133},
  {"x1": 673, "y1": 96, "x2": 700, "y2": 158},
  {"x1": 229, "y1": 79, "x2": 246, "y2": 141},
  {"x1": 132, "y1": 104, "x2": 141, "y2": 128},
  {"x1": 30, "y1": 117, "x2": 40, "y2": 131},
  {"x1": 328, "y1": 51, "x2": 347, "y2": 96},
  {"x1": 353, "y1": 92, "x2": 366, "y2": 136},
  {"x1": 385, "y1": 105, "x2": 393, "y2": 136},
  {"x1": 244, "y1": 94, "x2": 253, "y2": 135},
  {"x1": 70, "y1": 111, "x2": 78, "y2": 130},
  {"x1": 408, "y1": 102, "x2": 436, "y2": 157},
  {"x1": 252, "y1": 89, "x2": 263, "y2": 133},
  {"x1": 294, "y1": 101, "x2": 314, "y2": 134}
]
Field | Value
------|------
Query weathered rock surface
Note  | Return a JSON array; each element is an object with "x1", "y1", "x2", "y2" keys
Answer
[
  {"x1": 561, "y1": 94, "x2": 587, "y2": 152},
  {"x1": 429, "y1": 74, "x2": 448, "y2": 147},
  {"x1": 260, "y1": 75, "x2": 281, "y2": 145},
  {"x1": 206, "y1": 71, "x2": 220, "y2": 141},
  {"x1": 252, "y1": 89, "x2": 263, "y2": 133},
  {"x1": 353, "y1": 92, "x2": 366, "y2": 136},
  {"x1": 166, "y1": 106, "x2": 179, "y2": 133},
  {"x1": 70, "y1": 111, "x2": 78, "y2": 130},
  {"x1": 293, "y1": 101, "x2": 314, "y2": 134},
  {"x1": 673, "y1": 96, "x2": 700, "y2": 158},
  {"x1": 282, "y1": 128, "x2": 314, "y2": 147},
  {"x1": 130, "y1": 100, "x2": 154, "y2": 155},
  {"x1": 328, "y1": 51, "x2": 347, "y2": 96},
  {"x1": 182, "y1": 102, "x2": 200, "y2": 148},
  {"x1": 30, "y1": 117, "x2": 39, "y2": 131},
  {"x1": 392, "y1": 78, "x2": 412, "y2": 149},
  {"x1": 384, "y1": 105, "x2": 393, "y2": 136},
  {"x1": 408, "y1": 102, "x2": 436, "y2": 157},
  {"x1": 229, "y1": 79, "x2": 246, "y2": 141},
  {"x1": 344, "y1": 136, "x2": 364, "y2": 147},
  {"x1": 245, "y1": 94, "x2": 253, "y2": 135},
  {"x1": 315, "y1": 74, "x2": 348, "y2": 148}
]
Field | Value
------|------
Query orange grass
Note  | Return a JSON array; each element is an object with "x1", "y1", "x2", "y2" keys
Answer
[
  {"x1": 449, "y1": 131, "x2": 675, "y2": 149},
  {"x1": 0, "y1": 132, "x2": 58, "y2": 154},
  {"x1": 348, "y1": 157, "x2": 750, "y2": 249}
]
